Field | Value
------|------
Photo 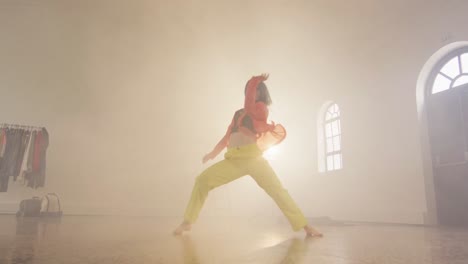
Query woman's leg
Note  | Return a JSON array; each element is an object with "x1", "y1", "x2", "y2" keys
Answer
[
  {"x1": 174, "y1": 159, "x2": 246, "y2": 235},
  {"x1": 248, "y1": 158, "x2": 322, "y2": 236}
]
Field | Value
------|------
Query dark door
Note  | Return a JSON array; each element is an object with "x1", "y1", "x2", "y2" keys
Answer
[{"x1": 428, "y1": 84, "x2": 468, "y2": 226}]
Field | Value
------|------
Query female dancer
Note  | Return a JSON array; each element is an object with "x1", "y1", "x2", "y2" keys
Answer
[{"x1": 174, "y1": 74, "x2": 322, "y2": 237}]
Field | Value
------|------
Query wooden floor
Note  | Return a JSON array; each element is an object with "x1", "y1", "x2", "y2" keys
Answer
[{"x1": 0, "y1": 215, "x2": 468, "y2": 264}]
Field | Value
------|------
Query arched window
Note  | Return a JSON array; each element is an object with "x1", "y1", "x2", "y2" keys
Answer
[
  {"x1": 432, "y1": 52, "x2": 468, "y2": 94},
  {"x1": 318, "y1": 102, "x2": 342, "y2": 172}
]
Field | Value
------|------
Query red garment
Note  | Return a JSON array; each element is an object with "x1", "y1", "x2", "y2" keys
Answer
[
  {"x1": 207, "y1": 76, "x2": 287, "y2": 160},
  {"x1": 32, "y1": 130, "x2": 42, "y2": 172},
  {"x1": 0, "y1": 129, "x2": 6, "y2": 157}
]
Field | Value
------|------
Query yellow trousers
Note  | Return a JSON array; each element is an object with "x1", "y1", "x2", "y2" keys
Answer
[{"x1": 183, "y1": 144, "x2": 307, "y2": 231}]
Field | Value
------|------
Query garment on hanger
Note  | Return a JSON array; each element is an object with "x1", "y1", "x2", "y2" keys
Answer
[
  {"x1": 17, "y1": 131, "x2": 32, "y2": 184},
  {"x1": 25, "y1": 128, "x2": 49, "y2": 189}
]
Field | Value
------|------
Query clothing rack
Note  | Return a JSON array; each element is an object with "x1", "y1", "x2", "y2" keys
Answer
[
  {"x1": 0, "y1": 123, "x2": 44, "y2": 131},
  {"x1": 0, "y1": 123, "x2": 49, "y2": 192}
]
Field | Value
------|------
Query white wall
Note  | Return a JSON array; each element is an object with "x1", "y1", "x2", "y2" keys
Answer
[{"x1": 1, "y1": 0, "x2": 468, "y2": 224}]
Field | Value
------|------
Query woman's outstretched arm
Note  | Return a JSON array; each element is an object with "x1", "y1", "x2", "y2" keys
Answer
[
  {"x1": 203, "y1": 115, "x2": 235, "y2": 163},
  {"x1": 244, "y1": 74, "x2": 269, "y2": 121}
]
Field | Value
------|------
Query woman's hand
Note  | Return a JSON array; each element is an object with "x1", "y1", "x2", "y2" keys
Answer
[
  {"x1": 252, "y1": 73, "x2": 269, "y2": 82},
  {"x1": 202, "y1": 153, "x2": 212, "y2": 164}
]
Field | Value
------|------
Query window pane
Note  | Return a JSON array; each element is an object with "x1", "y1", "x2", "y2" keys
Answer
[
  {"x1": 325, "y1": 123, "x2": 332, "y2": 137},
  {"x1": 326, "y1": 104, "x2": 340, "y2": 119},
  {"x1": 326, "y1": 138, "x2": 333, "y2": 153},
  {"x1": 333, "y1": 136, "x2": 341, "y2": 151},
  {"x1": 461, "y1": 53, "x2": 468, "y2": 74},
  {"x1": 334, "y1": 154, "x2": 342, "y2": 170},
  {"x1": 453, "y1": 75, "x2": 468, "y2": 88},
  {"x1": 332, "y1": 121, "x2": 339, "y2": 136},
  {"x1": 333, "y1": 105, "x2": 340, "y2": 118},
  {"x1": 327, "y1": 155, "x2": 334, "y2": 171},
  {"x1": 440, "y1": 56, "x2": 460, "y2": 79},
  {"x1": 334, "y1": 104, "x2": 340, "y2": 114},
  {"x1": 432, "y1": 73, "x2": 451, "y2": 94}
]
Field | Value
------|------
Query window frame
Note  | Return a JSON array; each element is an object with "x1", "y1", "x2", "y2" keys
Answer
[
  {"x1": 323, "y1": 103, "x2": 343, "y2": 172},
  {"x1": 429, "y1": 47, "x2": 468, "y2": 95}
]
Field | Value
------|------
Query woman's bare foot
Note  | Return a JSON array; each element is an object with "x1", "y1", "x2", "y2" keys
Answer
[
  {"x1": 173, "y1": 222, "x2": 192, "y2": 236},
  {"x1": 304, "y1": 225, "x2": 323, "y2": 237}
]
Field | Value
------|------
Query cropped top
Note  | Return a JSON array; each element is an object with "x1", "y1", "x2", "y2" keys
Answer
[{"x1": 205, "y1": 75, "x2": 287, "y2": 160}]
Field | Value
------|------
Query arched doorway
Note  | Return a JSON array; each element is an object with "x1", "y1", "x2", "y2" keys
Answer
[{"x1": 418, "y1": 42, "x2": 468, "y2": 226}]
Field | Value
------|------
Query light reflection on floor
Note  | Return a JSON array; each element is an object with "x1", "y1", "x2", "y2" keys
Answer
[{"x1": 1, "y1": 215, "x2": 468, "y2": 263}]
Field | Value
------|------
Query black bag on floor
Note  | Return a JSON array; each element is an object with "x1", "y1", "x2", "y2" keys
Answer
[{"x1": 16, "y1": 197, "x2": 42, "y2": 217}]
